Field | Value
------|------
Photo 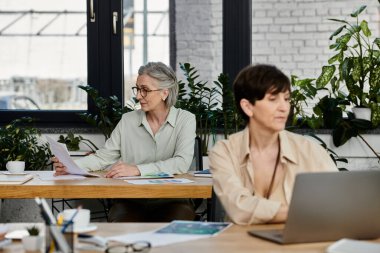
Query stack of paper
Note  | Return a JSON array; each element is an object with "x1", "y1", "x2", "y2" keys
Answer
[
  {"x1": 0, "y1": 174, "x2": 33, "y2": 185},
  {"x1": 326, "y1": 238, "x2": 380, "y2": 253}
]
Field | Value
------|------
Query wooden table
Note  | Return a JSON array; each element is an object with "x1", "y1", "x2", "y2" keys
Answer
[
  {"x1": 2, "y1": 223, "x2": 380, "y2": 253},
  {"x1": 0, "y1": 171, "x2": 212, "y2": 199}
]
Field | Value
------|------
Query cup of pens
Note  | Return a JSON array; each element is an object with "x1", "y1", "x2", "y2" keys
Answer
[
  {"x1": 46, "y1": 222, "x2": 74, "y2": 253},
  {"x1": 60, "y1": 208, "x2": 91, "y2": 233}
]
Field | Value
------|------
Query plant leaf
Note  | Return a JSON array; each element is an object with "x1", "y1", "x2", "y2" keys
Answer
[
  {"x1": 328, "y1": 18, "x2": 349, "y2": 24},
  {"x1": 316, "y1": 65, "x2": 336, "y2": 88},
  {"x1": 350, "y1": 5, "x2": 366, "y2": 17},
  {"x1": 329, "y1": 25, "x2": 346, "y2": 40},
  {"x1": 360, "y1": 20, "x2": 371, "y2": 37}
]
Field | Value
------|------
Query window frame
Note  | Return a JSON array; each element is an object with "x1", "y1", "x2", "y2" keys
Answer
[
  {"x1": 0, "y1": 0, "x2": 124, "y2": 127},
  {"x1": 0, "y1": 0, "x2": 251, "y2": 127}
]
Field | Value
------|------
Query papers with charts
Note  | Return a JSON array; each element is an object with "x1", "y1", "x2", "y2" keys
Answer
[
  {"x1": 193, "y1": 169, "x2": 212, "y2": 178},
  {"x1": 117, "y1": 172, "x2": 174, "y2": 180},
  {"x1": 107, "y1": 221, "x2": 231, "y2": 247},
  {"x1": 125, "y1": 178, "x2": 194, "y2": 185}
]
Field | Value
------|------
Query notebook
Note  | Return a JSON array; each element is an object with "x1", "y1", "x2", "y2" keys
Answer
[
  {"x1": 0, "y1": 174, "x2": 33, "y2": 185},
  {"x1": 248, "y1": 170, "x2": 380, "y2": 244}
]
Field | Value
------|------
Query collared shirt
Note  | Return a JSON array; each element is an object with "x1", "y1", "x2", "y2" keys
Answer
[
  {"x1": 209, "y1": 127, "x2": 337, "y2": 225},
  {"x1": 75, "y1": 107, "x2": 196, "y2": 175}
]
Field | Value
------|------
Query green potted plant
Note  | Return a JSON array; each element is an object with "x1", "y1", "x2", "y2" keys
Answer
[
  {"x1": 289, "y1": 5, "x2": 380, "y2": 162},
  {"x1": 77, "y1": 85, "x2": 137, "y2": 140},
  {"x1": 317, "y1": 5, "x2": 380, "y2": 122},
  {"x1": 176, "y1": 63, "x2": 243, "y2": 155},
  {"x1": 176, "y1": 63, "x2": 220, "y2": 155},
  {"x1": 58, "y1": 131, "x2": 98, "y2": 152},
  {"x1": 22, "y1": 225, "x2": 43, "y2": 252},
  {"x1": 0, "y1": 117, "x2": 52, "y2": 171}
]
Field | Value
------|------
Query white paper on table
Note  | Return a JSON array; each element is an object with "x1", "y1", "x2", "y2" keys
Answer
[
  {"x1": 45, "y1": 136, "x2": 99, "y2": 177},
  {"x1": 107, "y1": 231, "x2": 208, "y2": 247},
  {"x1": 125, "y1": 178, "x2": 194, "y2": 185},
  {"x1": 38, "y1": 171, "x2": 86, "y2": 181},
  {"x1": 326, "y1": 238, "x2": 380, "y2": 253},
  {"x1": 107, "y1": 221, "x2": 231, "y2": 247}
]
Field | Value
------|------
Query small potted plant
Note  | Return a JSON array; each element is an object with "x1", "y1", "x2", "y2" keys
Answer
[
  {"x1": 0, "y1": 117, "x2": 52, "y2": 171},
  {"x1": 58, "y1": 131, "x2": 98, "y2": 152},
  {"x1": 22, "y1": 226, "x2": 43, "y2": 252}
]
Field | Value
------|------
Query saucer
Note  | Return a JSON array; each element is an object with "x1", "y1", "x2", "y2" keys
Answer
[
  {"x1": 74, "y1": 224, "x2": 97, "y2": 233},
  {"x1": 5, "y1": 229, "x2": 29, "y2": 240},
  {"x1": 2, "y1": 171, "x2": 28, "y2": 175}
]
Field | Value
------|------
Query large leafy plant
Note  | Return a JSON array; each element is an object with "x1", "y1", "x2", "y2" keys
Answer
[
  {"x1": 176, "y1": 63, "x2": 243, "y2": 155},
  {"x1": 318, "y1": 5, "x2": 380, "y2": 115},
  {"x1": 0, "y1": 117, "x2": 52, "y2": 170},
  {"x1": 176, "y1": 63, "x2": 219, "y2": 154}
]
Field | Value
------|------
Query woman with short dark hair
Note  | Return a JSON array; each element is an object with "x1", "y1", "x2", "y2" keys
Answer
[{"x1": 209, "y1": 64, "x2": 337, "y2": 225}]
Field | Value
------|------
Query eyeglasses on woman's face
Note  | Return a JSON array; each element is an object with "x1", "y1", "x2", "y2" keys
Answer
[
  {"x1": 106, "y1": 241, "x2": 151, "y2": 253},
  {"x1": 132, "y1": 86, "x2": 162, "y2": 98}
]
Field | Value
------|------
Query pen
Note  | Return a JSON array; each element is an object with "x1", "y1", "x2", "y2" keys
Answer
[{"x1": 61, "y1": 205, "x2": 82, "y2": 233}]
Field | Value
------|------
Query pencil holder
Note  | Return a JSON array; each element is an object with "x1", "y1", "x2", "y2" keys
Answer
[{"x1": 45, "y1": 223, "x2": 74, "y2": 253}]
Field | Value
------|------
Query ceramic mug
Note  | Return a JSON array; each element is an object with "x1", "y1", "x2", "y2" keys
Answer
[
  {"x1": 6, "y1": 161, "x2": 25, "y2": 174},
  {"x1": 61, "y1": 209, "x2": 90, "y2": 231}
]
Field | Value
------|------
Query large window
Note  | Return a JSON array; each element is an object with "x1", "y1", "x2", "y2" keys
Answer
[
  {"x1": 123, "y1": 0, "x2": 169, "y2": 103},
  {"x1": 0, "y1": 0, "x2": 88, "y2": 111},
  {"x1": 0, "y1": 0, "x2": 171, "y2": 126}
]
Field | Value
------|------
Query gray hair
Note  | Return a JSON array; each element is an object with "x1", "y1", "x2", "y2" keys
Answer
[{"x1": 138, "y1": 62, "x2": 178, "y2": 107}]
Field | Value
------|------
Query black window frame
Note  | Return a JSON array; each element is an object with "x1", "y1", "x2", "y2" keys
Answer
[
  {"x1": 0, "y1": 0, "x2": 124, "y2": 128},
  {"x1": 0, "y1": 0, "x2": 251, "y2": 127}
]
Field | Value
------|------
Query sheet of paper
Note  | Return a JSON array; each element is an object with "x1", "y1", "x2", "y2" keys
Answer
[
  {"x1": 125, "y1": 178, "x2": 194, "y2": 185},
  {"x1": 37, "y1": 171, "x2": 86, "y2": 181},
  {"x1": 116, "y1": 173, "x2": 174, "y2": 180},
  {"x1": 327, "y1": 238, "x2": 380, "y2": 253},
  {"x1": 107, "y1": 221, "x2": 231, "y2": 247},
  {"x1": 45, "y1": 136, "x2": 97, "y2": 177},
  {"x1": 107, "y1": 231, "x2": 207, "y2": 247}
]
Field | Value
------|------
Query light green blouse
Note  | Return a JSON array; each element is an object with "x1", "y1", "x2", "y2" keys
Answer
[{"x1": 75, "y1": 107, "x2": 196, "y2": 175}]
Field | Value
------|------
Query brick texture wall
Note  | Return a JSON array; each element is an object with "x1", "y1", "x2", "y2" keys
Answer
[
  {"x1": 175, "y1": 0, "x2": 379, "y2": 82},
  {"x1": 252, "y1": 0, "x2": 380, "y2": 79},
  {"x1": 175, "y1": 0, "x2": 223, "y2": 84}
]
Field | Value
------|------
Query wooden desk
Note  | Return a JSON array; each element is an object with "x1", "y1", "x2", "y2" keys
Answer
[
  {"x1": 3, "y1": 223, "x2": 380, "y2": 253},
  {"x1": 0, "y1": 172, "x2": 212, "y2": 199}
]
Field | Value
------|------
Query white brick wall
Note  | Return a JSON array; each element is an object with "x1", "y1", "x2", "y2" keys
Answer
[
  {"x1": 252, "y1": 0, "x2": 380, "y2": 78},
  {"x1": 175, "y1": 0, "x2": 223, "y2": 84},
  {"x1": 176, "y1": 0, "x2": 379, "y2": 81}
]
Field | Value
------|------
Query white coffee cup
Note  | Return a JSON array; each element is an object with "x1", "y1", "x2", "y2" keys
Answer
[
  {"x1": 6, "y1": 161, "x2": 25, "y2": 174},
  {"x1": 61, "y1": 209, "x2": 90, "y2": 231}
]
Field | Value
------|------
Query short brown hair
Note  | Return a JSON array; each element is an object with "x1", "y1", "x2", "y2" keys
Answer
[{"x1": 233, "y1": 64, "x2": 291, "y2": 122}]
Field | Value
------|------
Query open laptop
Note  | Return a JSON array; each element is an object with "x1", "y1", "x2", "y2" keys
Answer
[{"x1": 248, "y1": 170, "x2": 380, "y2": 244}]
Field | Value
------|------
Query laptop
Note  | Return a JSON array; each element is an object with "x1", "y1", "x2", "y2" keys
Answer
[{"x1": 248, "y1": 170, "x2": 380, "y2": 244}]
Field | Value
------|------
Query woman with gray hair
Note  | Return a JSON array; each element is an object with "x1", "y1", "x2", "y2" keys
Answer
[{"x1": 52, "y1": 62, "x2": 196, "y2": 221}]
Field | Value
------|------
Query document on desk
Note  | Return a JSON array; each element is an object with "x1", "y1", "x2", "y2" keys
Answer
[
  {"x1": 116, "y1": 172, "x2": 174, "y2": 180},
  {"x1": 37, "y1": 171, "x2": 86, "y2": 181},
  {"x1": 326, "y1": 238, "x2": 380, "y2": 253},
  {"x1": 45, "y1": 136, "x2": 100, "y2": 177},
  {"x1": 125, "y1": 178, "x2": 194, "y2": 185},
  {"x1": 107, "y1": 221, "x2": 231, "y2": 247}
]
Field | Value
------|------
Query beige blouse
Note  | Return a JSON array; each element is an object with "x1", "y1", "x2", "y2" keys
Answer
[{"x1": 209, "y1": 128, "x2": 338, "y2": 225}]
